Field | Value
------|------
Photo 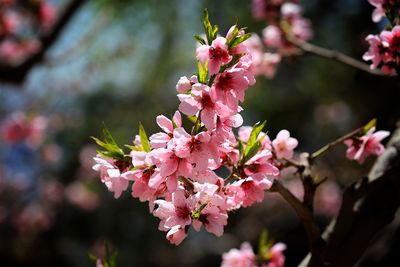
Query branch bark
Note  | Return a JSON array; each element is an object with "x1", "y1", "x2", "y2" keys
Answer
[
  {"x1": 299, "y1": 123, "x2": 400, "y2": 267},
  {"x1": 0, "y1": 0, "x2": 88, "y2": 84}
]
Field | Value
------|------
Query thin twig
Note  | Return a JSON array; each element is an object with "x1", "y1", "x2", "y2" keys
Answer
[
  {"x1": 270, "y1": 180, "x2": 324, "y2": 265},
  {"x1": 310, "y1": 127, "x2": 362, "y2": 160},
  {"x1": 288, "y1": 37, "x2": 396, "y2": 77}
]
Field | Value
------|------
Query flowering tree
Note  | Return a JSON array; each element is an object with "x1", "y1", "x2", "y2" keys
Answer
[{"x1": 91, "y1": 6, "x2": 400, "y2": 266}]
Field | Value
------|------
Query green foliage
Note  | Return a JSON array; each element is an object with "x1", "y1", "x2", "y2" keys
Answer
[
  {"x1": 240, "y1": 121, "x2": 267, "y2": 164},
  {"x1": 91, "y1": 124, "x2": 125, "y2": 159},
  {"x1": 89, "y1": 243, "x2": 118, "y2": 267},
  {"x1": 362, "y1": 118, "x2": 377, "y2": 134},
  {"x1": 202, "y1": 9, "x2": 218, "y2": 45},
  {"x1": 226, "y1": 25, "x2": 252, "y2": 49},
  {"x1": 257, "y1": 229, "x2": 273, "y2": 261},
  {"x1": 139, "y1": 122, "x2": 151, "y2": 152},
  {"x1": 194, "y1": 34, "x2": 206, "y2": 45},
  {"x1": 197, "y1": 61, "x2": 209, "y2": 84}
]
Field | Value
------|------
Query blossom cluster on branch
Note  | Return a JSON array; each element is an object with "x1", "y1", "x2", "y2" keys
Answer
[
  {"x1": 246, "y1": 0, "x2": 313, "y2": 78},
  {"x1": 91, "y1": 10, "x2": 390, "y2": 249},
  {"x1": 92, "y1": 10, "x2": 299, "y2": 245},
  {"x1": 364, "y1": 0, "x2": 400, "y2": 74},
  {"x1": 0, "y1": 0, "x2": 55, "y2": 64}
]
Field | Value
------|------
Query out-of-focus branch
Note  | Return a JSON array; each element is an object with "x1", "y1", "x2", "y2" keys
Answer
[
  {"x1": 299, "y1": 123, "x2": 400, "y2": 267},
  {"x1": 270, "y1": 180, "x2": 325, "y2": 267},
  {"x1": 288, "y1": 37, "x2": 396, "y2": 77},
  {"x1": 0, "y1": 0, "x2": 88, "y2": 84}
]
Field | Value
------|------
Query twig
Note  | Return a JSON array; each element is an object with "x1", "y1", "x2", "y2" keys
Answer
[
  {"x1": 270, "y1": 180, "x2": 324, "y2": 266},
  {"x1": 310, "y1": 127, "x2": 362, "y2": 160},
  {"x1": 288, "y1": 37, "x2": 396, "y2": 77}
]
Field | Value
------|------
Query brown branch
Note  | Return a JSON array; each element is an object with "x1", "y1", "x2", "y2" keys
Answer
[
  {"x1": 288, "y1": 37, "x2": 396, "y2": 77},
  {"x1": 299, "y1": 123, "x2": 400, "y2": 267},
  {"x1": 270, "y1": 180, "x2": 325, "y2": 267},
  {"x1": 0, "y1": 0, "x2": 88, "y2": 84}
]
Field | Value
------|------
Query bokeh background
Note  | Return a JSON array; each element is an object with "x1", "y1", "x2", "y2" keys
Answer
[{"x1": 1, "y1": 0, "x2": 400, "y2": 266}]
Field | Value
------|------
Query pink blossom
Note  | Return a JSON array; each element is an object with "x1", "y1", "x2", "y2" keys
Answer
[
  {"x1": 221, "y1": 242, "x2": 256, "y2": 267},
  {"x1": 40, "y1": 2, "x2": 56, "y2": 29},
  {"x1": 228, "y1": 176, "x2": 272, "y2": 208},
  {"x1": 368, "y1": 0, "x2": 386, "y2": 22},
  {"x1": 281, "y1": 3, "x2": 302, "y2": 19},
  {"x1": 178, "y1": 83, "x2": 234, "y2": 129},
  {"x1": 176, "y1": 76, "x2": 192, "y2": 93},
  {"x1": 92, "y1": 155, "x2": 131, "y2": 198},
  {"x1": 363, "y1": 34, "x2": 383, "y2": 69},
  {"x1": 150, "y1": 111, "x2": 181, "y2": 149},
  {"x1": 272, "y1": 130, "x2": 298, "y2": 159},
  {"x1": 172, "y1": 127, "x2": 220, "y2": 171},
  {"x1": 196, "y1": 37, "x2": 232, "y2": 75},
  {"x1": 65, "y1": 181, "x2": 100, "y2": 211},
  {"x1": 262, "y1": 243, "x2": 286, "y2": 267},
  {"x1": 344, "y1": 127, "x2": 390, "y2": 164},
  {"x1": 211, "y1": 67, "x2": 253, "y2": 112},
  {"x1": 262, "y1": 25, "x2": 283, "y2": 48},
  {"x1": 291, "y1": 18, "x2": 313, "y2": 43}
]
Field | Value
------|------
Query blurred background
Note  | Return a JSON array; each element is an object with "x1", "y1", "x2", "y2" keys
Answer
[{"x1": 1, "y1": 0, "x2": 400, "y2": 266}]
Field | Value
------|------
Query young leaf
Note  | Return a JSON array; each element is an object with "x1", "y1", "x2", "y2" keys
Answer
[
  {"x1": 362, "y1": 118, "x2": 377, "y2": 134},
  {"x1": 238, "y1": 139, "x2": 244, "y2": 159},
  {"x1": 139, "y1": 122, "x2": 151, "y2": 152},
  {"x1": 230, "y1": 32, "x2": 252, "y2": 48},
  {"x1": 243, "y1": 140, "x2": 262, "y2": 163},
  {"x1": 194, "y1": 34, "x2": 206, "y2": 45},
  {"x1": 226, "y1": 25, "x2": 240, "y2": 48},
  {"x1": 203, "y1": 9, "x2": 213, "y2": 44},
  {"x1": 197, "y1": 60, "x2": 208, "y2": 84},
  {"x1": 245, "y1": 121, "x2": 266, "y2": 156}
]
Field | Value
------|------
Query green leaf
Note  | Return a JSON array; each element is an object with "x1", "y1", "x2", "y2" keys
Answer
[
  {"x1": 91, "y1": 126, "x2": 125, "y2": 159},
  {"x1": 219, "y1": 54, "x2": 244, "y2": 73},
  {"x1": 362, "y1": 118, "x2": 376, "y2": 134},
  {"x1": 202, "y1": 9, "x2": 218, "y2": 44},
  {"x1": 243, "y1": 140, "x2": 262, "y2": 163},
  {"x1": 226, "y1": 25, "x2": 240, "y2": 48},
  {"x1": 197, "y1": 60, "x2": 208, "y2": 84},
  {"x1": 230, "y1": 32, "x2": 252, "y2": 48},
  {"x1": 187, "y1": 115, "x2": 197, "y2": 124},
  {"x1": 194, "y1": 34, "x2": 206, "y2": 45},
  {"x1": 258, "y1": 229, "x2": 269, "y2": 251},
  {"x1": 139, "y1": 122, "x2": 151, "y2": 152},
  {"x1": 238, "y1": 139, "x2": 244, "y2": 159},
  {"x1": 245, "y1": 121, "x2": 266, "y2": 156}
]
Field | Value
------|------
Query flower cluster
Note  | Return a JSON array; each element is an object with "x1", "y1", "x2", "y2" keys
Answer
[
  {"x1": 92, "y1": 12, "x2": 298, "y2": 245},
  {"x1": 247, "y1": 0, "x2": 313, "y2": 78},
  {"x1": 344, "y1": 126, "x2": 390, "y2": 164},
  {"x1": 0, "y1": 0, "x2": 56, "y2": 64},
  {"x1": 364, "y1": 1, "x2": 400, "y2": 74},
  {"x1": 221, "y1": 241, "x2": 286, "y2": 267}
]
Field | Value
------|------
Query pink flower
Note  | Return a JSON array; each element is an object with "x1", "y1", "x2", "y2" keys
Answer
[
  {"x1": 344, "y1": 127, "x2": 390, "y2": 164},
  {"x1": 40, "y1": 2, "x2": 56, "y2": 29},
  {"x1": 262, "y1": 243, "x2": 286, "y2": 267},
  {"x1": 363, "y1": 34, "x2": 383, "y2": 69},
  {"x1": 172, "y1": 127, "x2": 220, "y2": 171},
  {"x1": 368, "y1": 0, "x2": 386, "y2": 22},
  {"x1": 221, "y1": 242, "x2": 256, "y2": 267},
  {"x1": 178, "y1": 83, "x2": 234, "y2": 129},
  {"x1": 211, "y1": 67, "x2": 253, "y2": 112},
  {"x1": 281, "y1": 3, "x2": 302, "y2": 19},
  {"x1": 291, "y1": 18, "x2": 313, "y2": 43},
  {"x1": 262, "y1": 25, "x2": 283, "y2": 48},
  {"x1": 272, "y1": 130, "x2": 298, "y2": 159},
  {"x1": 196, "y1": 37, "x2": 232, "y2": 75},
  {"x1": 176, "y1": 76, "x2": 192, "y2": 93},
  {"x1": 92, "y1": 155, "x2": 131, "y2": 198},
  {"x1": 258, "y1": 53, "x2": 281, "y2": 78},
  {"x1": 150, "y1": 111, "x2": 181, "y2": 149}
]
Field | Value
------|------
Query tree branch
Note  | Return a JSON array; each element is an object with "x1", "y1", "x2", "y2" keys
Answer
[
  {"x1": 288, "y1": 37, "x2": 396, "y2": 77},
  {"x1": 299, "y1": 123, "x2": 400, "y2": 267},
  {"x1": 0, "y1": 0, "x2": 88, "y2": 84}
]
